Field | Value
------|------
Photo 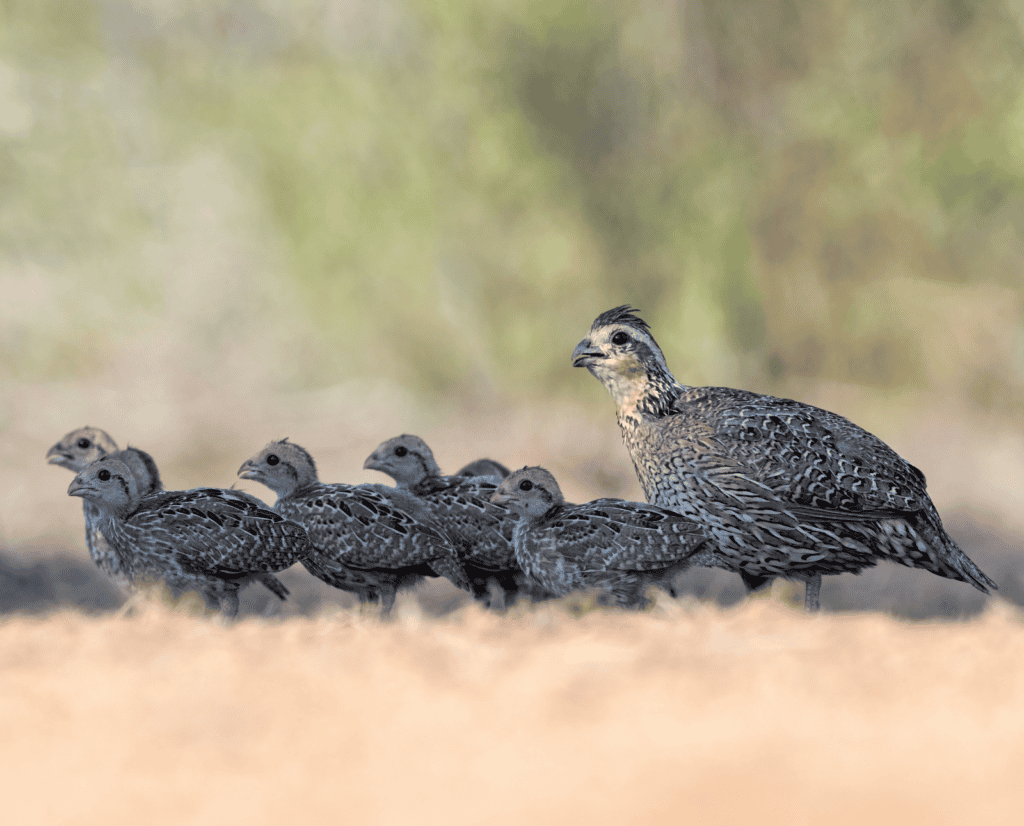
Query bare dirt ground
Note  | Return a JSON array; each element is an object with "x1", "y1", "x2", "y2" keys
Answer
[
  {"x1": 2, "y1": 601, "x2": 1023, "y2": 826},
  {"x1": 3, "y1": 378, "x2": 1024, "y2": 824}
]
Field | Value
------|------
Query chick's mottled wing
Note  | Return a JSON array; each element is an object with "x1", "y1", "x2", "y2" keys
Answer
[
  {"x1": 130, "y1": 488, "x2": 311, "y2": 577},
  {"x1": 543, "y1": 500, "x2": 705, "y2": 572},
  {"x1": 415, "y1": 476, "x2": 516, "y2": 569},
  {"x1": 670, "y1": 387, "x2": 927, "y2": 519},
  {"x1": 277, "y1": 484, "x2": 455, "y2": 570}
]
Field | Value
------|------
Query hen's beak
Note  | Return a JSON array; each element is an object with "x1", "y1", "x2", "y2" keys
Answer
[{"x1": 571, "y1": 338, "x2": 604, "y2": 367}]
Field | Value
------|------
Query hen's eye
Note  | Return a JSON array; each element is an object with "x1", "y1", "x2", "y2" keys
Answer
[
  {"x1": 98, "y1": 469, "x2": 111, "y2": 482},
  {"x1": 266, "y1": 454, "x2": 280, "y2": 466},
  {"x1": 77, "y1": 438, "x2": 91, "y2": 449},
  {"x1": 611, "y1": 331, "x2": 629, "y2": 346},
  {"x1": 395, "y1": 446, "x2": 408, "y2": 457},
  {"x1": 519, "y1": 479, "x2": 533, "y2": 492}
]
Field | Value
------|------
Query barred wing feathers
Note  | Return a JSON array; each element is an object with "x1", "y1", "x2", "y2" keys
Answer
[
  {"x1": 540, "y1": 499, "x2": 706, "y2": 572},
  {"x1": 128, "y1": 488, "x2": 311, "y2": 578}
]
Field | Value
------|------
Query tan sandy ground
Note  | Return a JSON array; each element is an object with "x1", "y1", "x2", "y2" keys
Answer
[{"x1": 2, "y1": 598, "x2": 1021, "y2": 826}]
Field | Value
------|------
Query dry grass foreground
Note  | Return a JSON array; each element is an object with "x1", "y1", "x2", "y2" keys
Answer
[{"x1": 1, "y1": 598, "x2": 1021, "y2": 826}]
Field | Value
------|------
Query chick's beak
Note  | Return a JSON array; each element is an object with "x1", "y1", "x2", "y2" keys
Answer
[
  {"x1": 489, "y1": 490, "x2": 510, "y2": 506},
  {"x1": 46, "y1": 444, "x2": 69, "y2": 465},
  {"x1": 237, "y1": 459, "x2": 261, "y2": 481},
  {"x1": 67, "y1": 476, "x2": 91, "y2": 498},
  {"x1": 363, "y1": 452, "x2": 385, "y2": 472},
  {"x1": 571, "y1": 338, "x2": 604, "y2": 367}
]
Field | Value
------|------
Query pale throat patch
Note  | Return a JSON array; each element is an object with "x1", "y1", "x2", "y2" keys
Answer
[{"x1": 592, "y1": 355, "x2": 649, "y2": 411}]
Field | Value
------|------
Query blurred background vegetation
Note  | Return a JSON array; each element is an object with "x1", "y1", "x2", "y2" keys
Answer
[
  {"x1": 4, "y1": 0, "x2": 1024, "y2": 616},
  {"x1": 4, "y1": 0, "x2": 1024, "y2": 409}
]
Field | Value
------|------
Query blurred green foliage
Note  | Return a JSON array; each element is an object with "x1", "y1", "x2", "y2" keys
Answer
[{"x1": 2, "y1": 0, "x2": 1024, "y2": 411}]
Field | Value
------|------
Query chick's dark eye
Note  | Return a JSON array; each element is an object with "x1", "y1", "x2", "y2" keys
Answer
[
  {"x1": 266, "y1": 454, "x2": 279, "y2": 466},
  {"x1": 611, "y1": 331, "x2": 629, "y2": 346},
  {"x1": 98, "y1": 469, "x2": 111, "y2": 482},
  {"x1": 394, "y1": 446, "x2": 408, "y2": 457},
  {"x1": 519, "y1": 480, "x2": 533, "y2": 492},
  {"x1": 77, "y1": 438, "x2": 91, "y2": 449}
]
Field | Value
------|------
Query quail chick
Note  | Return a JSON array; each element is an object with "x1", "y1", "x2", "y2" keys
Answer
[
  {"x1": 491, "y1": 467, "x2": 706, "y2": 608},
  {"x1": 572, "y1": 305, "x2": 996, "y2": 611},
  {"x1": 47, "y1": 427, "x2": 119, "y2": 469},
  {"x1": 364, "y1": 434, "x2": 533, "y2": 610},
  {"x1": 48, "y1": 427, "x2": 289, "y2": 603},
  {"x1": 48, "y1": 428, "x2": 157, "y2": 581},
  {"x1": 68, "y1": 456, "x2": 312, "y2": 618},
  {"x1": 239, "y1": 439, "x2": 470, "y2": 617},
  {"x1": 455, "y1": 458, "x2": 511, "y2": 481}
]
